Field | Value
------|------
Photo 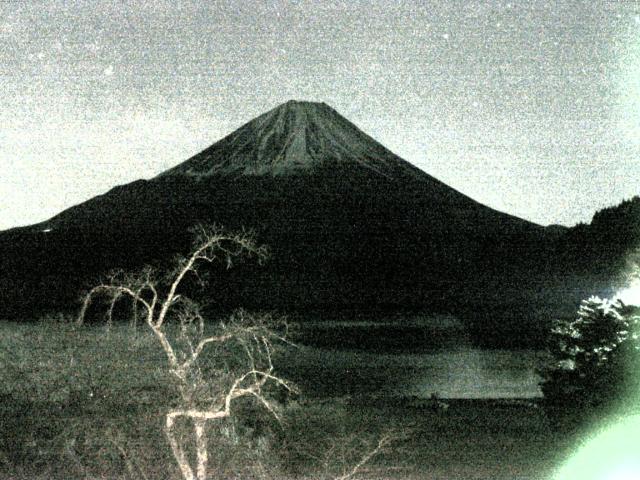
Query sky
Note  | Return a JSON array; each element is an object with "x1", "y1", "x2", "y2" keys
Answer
[{"x1": 1, "y1": 0, "x2": 639, "y2": 230}]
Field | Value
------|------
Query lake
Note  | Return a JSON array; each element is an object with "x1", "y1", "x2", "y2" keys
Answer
[{"x1": 277, "y1": 319, "x2": 548, "y2": 399}]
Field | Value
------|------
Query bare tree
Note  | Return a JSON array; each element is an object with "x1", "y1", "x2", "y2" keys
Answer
[
  {"x1": 287, "y1": 422, "x2": 398, "y2": 480},
  {"x1": 334, "y1": 431, "x2": 395, "y2": 480},
  {"x1": 77, "y1": 225, "x2": 295, "y2": 480}
]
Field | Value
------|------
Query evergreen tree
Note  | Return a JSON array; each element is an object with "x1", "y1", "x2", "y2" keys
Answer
[{"x1": 541, "y1": 296, "x2": 640, "y2": 421}]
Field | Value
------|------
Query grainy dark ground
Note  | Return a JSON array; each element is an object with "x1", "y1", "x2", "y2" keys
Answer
[
  {"x1": 0, "y1": 321, "x2": 574, "y2": 479},
  {"x1": 347, "y1": 398, "x2": 574, "y2": 480}
]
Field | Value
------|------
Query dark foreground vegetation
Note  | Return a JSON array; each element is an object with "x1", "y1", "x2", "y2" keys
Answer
[
  {"x1": 2, "y1": 220, "x2": 637, "y2": 479},
  {"x1": 539, "y1": 294, "x2": 640, "y2": 434},
  {"x1": 0, "y1": 320, "x2": 578, "y2": 480}
]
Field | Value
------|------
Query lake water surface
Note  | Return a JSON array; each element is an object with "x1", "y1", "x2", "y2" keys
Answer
[{"x1": 277, "y1": 320, "x2": 548, "y2": 399}]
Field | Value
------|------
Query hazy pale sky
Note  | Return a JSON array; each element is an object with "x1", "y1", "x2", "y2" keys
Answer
[{"x1": 1, "y1": 0, "x2": 639, "y2": 230}]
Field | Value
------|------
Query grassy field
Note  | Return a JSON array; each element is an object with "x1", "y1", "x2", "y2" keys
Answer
[{"x1": 0, "y1": 320, "x2": 576, "y2": 479}]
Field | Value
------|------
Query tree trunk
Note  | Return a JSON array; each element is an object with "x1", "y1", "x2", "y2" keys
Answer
[
  {"x1": 194, "y1": 418, "x2": 209, "y2": 480},
  {"x1": 165, "y1": 414, "x2": 196, "y2": 480}
]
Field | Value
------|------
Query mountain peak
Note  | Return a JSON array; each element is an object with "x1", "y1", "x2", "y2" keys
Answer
[
  {"x1": 268, "y1": 99, "x2": 331, "y2": 115},
  {"x1": 159, "y1": 100, "x2": 422, "y2": 178},
  {"x1": 281, "y1": 99, "x2": 327, "y2": 107}
]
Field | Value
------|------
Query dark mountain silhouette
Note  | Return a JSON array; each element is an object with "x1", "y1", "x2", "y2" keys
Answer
[{"x1": 0, "y1": 101, "x2": 630, "y2": 346}]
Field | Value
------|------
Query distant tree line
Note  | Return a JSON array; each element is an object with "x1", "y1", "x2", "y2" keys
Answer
[{"x1": 558, "y1": 196, "x2": 640, "y2": 279}]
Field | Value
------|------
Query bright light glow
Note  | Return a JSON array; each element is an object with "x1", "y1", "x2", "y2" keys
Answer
[
  {"x1": 615, "y1": 279, "x2": 640, "y2": 306},
  {"x1": 554, "y1": 415, "x2": 640, "y2": 480},
  {"x1": 602, "y1": 465, "x2": 640, "y2": 480}
]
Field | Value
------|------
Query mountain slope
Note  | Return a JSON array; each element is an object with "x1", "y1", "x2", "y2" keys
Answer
[
  {"x1": 0, "y1": 100, "x2": 567, "y2": 345},
  {"x1": 159, "y1": 100, "x2": 425, "y2": 178}
]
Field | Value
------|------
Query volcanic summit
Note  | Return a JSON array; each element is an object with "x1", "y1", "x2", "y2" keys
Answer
[
  {"x1": 160, "y1": 100, "x2": 425, "y2": 179},
  {"x1": 0, "y1": 100, "x2": 569, "y2": 344}
]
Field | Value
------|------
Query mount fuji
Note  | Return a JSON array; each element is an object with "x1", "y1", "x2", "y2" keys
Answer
[{"x1": 1, "y1": 100, "x2": 579, "y2": 344}]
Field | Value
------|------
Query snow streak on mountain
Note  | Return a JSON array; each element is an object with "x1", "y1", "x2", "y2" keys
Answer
[{"x1": 160, "y1": 100, "x2": 425, "y2": 179}]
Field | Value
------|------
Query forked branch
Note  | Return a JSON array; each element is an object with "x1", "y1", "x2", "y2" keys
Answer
[{"x1": 76, "y1": 225, "x2": 288, "y2": 480}]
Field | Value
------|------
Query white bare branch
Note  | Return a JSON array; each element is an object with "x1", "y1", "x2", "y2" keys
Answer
[
  {"x1": 76, "y1": 225, "x2": 285, "y2": 480},
  {"x1": 180, "y1": 334, "x2": 233, "y2": 371},
  {"x1": 335, "y1": 431, "x2": 395, "y2": 480},
  {"x1": 77, "y1": 284, "x2": 151, "y2": 326}
]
